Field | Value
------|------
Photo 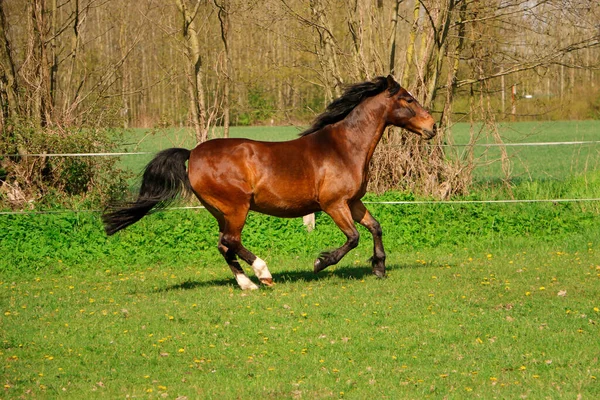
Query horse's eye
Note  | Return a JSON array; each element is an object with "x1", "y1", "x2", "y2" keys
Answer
[{"x1": 406, "y1": 98, "x2": 414, "y2": 104}]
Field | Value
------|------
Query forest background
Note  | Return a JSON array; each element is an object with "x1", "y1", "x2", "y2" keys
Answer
[{"x1": 1, "y1": 0, "x2": 600, "y2": 206}]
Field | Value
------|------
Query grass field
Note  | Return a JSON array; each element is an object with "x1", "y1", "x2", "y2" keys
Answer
[{"x1": 2, "y1": 120, "x2": 600, "y2": 398}]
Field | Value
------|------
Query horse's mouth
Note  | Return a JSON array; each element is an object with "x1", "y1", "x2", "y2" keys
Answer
[
  {"x1": 421, "y1": 125, "x2": 437, "y2": 140},
  {"x1": 422, "y1": 124, "x2": 437, "y2": 140}
]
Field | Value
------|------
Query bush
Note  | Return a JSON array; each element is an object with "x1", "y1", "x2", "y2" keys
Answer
[{"x1": 0, "y1": 119, "x2": 130, "y2": 209}]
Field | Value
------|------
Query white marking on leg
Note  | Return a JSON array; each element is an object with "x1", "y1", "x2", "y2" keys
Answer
[
  {"x1": 234, "y1": 272, "x2": 259, "y2": 290},
  {"x1": 251, "y1": 257, "x2": 272, "y2": 280}
]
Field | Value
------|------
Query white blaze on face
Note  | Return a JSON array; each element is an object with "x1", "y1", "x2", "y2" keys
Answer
[{"x1": 251, "y1": 257, "x2": 272, "y2": 280}]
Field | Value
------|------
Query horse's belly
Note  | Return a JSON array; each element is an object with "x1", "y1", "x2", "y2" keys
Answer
[{"x1": 250, "y1": 194, "x2": 320, "y2": 218}]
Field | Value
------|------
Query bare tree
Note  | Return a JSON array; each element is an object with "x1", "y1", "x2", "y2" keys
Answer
[
  {"x1": 214, "y1": 0, "x2": 231, "y2": 138},
  {"x1": 175, "y1": 0, "x2": 208, "y2": 143}
]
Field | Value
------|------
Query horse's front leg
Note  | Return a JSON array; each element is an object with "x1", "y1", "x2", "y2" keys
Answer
[
  {"x1": 350, "y1": 200, "x2": 386, "y2": 278},
  {"x1": 314, "y1": 204, "x2": 359, "y2": 273},
  {"x1": 221, "y1": 214, "x2": 274, "y2": 289}
]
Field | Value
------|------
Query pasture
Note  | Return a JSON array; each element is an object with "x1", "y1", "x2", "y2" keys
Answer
[{"x1": 2, "y1": 121, "x2": 600, "y2": 398}]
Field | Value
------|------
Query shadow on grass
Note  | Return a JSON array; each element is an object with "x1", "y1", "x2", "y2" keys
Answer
[{"x1": 158, "y1": 261, "x2": 442, "y2": 292}]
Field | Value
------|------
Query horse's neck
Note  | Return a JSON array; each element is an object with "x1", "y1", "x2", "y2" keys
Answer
[{"x1": 339, "y1": 99, "x2": 388, "y2": 163}]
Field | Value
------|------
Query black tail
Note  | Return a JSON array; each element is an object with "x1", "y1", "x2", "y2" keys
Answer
[{"x1": 102, "y1": 148, "x2": 192, "y2": 235}]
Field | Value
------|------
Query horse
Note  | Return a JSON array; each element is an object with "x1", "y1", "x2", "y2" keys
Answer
[{"x1": 102, "y1": 75, "x2": 436, "y2": 290}]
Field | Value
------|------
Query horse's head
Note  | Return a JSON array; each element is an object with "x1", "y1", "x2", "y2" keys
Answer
[{"x1": 384, "y1": 75, "x2": 437, "y2": 140}]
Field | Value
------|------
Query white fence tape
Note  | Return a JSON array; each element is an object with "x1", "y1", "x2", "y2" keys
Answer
[
  {"x1": 1, "y1": 140, "x2": 600, "y2": 158},
  {"x1": 0, "y1": 152, "x2": 151, "y2": 157},
  {"x1": 1, "y1": 140, "x2": 600, "y2": 216},
  {"x1": 2, "y1": 198, "x2": 600, "y2": 216}
]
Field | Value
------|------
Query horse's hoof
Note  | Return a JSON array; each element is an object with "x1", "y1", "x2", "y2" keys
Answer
[
  {"x1": 314, "y1": 259, "x2": 323, "y2": 274},
  {"x1": 260, "y1": 278, "x2": 275, "y2": 287},
  {"x1": 373, "y1": 270, "x2": 386, "y2": 279},
  {"x1": 240, "y1": 282, "x2": 259, "y2": 290}
]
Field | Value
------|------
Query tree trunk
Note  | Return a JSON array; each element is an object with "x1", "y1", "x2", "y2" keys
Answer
[
  {"x1": 215, "y1": 0, "x2": 231, "y2": 138},
  {"x1": 402, "y1": 0, "x2": 420, "y2": 87},
  {"x1": 176, "y1": 0, "x2": 208, "y2": 144},
  {"x1": 0, "y1": 0, "x2": 18, "y2": 126},
  {"x1": 424, "y1": 0, "x2": 456, "y2": 109},
  {"x1": 309, "y1": 0, "x2": 343, "y2": 102},
  {"x1": 440, "y1": 0, "x2": 467, "y2": 129},
  {"x1": 388, "y1": 0, "x2": 401, "y2": 76},
  {"x1": 32, "y1": 0, "x2": 53, "y2": 127}
]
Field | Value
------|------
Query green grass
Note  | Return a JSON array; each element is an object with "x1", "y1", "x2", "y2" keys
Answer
[
  {"x1": 2, "y1": 242, "x2": 599, "y2": 398},
  {"x1": 446, "y1": 120, "x2": 600, "y2": 183}
]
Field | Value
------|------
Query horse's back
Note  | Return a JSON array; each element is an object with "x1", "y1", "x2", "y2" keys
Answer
[{"x1": 188, "y1": 137, "x2": 322, "y2": 217}]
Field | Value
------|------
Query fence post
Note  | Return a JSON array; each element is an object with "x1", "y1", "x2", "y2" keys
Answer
[{"x1": 303, "y1": 213, "x2": 315, "y2": 232}]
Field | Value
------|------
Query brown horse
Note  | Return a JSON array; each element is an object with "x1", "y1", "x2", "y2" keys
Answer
[{"x1": 103, "y1": 75, "x2": 436, "y2": 290}]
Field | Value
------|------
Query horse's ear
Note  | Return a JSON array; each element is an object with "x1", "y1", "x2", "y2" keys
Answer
[{"x1": 386, "y1": 75, "x2": 396, "y2": 88}]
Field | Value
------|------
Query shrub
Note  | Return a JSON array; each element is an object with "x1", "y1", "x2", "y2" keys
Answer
[{"x1": 0, "y1": 119, "x2": 130, "y2": 209}]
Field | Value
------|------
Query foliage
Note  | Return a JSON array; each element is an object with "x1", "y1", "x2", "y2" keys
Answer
[
  {"x1": 235, "y1": 86, "x2": 276, "y2": 126},
  {"x1": 0, "y1": 120, "x2": 130, "y2": 209},
  {"x1": 2, "y1": 168, "x2": 600, "y2": 275},
  {"x1": 588, "y1": 90, "x2": 600, "y2": 120}
]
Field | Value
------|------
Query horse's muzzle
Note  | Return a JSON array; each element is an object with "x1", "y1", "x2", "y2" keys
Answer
[{"x1": 422, "y1": 124, "x2": 437, "y2": 140}]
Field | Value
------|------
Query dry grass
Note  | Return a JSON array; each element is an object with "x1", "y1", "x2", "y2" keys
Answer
[{"x1": 368, "y1": 127, "x2": 472, "y2": 198}]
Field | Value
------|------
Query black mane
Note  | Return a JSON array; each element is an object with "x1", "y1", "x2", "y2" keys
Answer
[{"x1": 300, "y1": 76, "x2": 400, "y2": 136}]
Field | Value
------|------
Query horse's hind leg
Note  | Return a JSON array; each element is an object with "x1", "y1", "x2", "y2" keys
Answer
[{"x1": 351, "y1": 200, "x2": 386, "y2": 278}]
